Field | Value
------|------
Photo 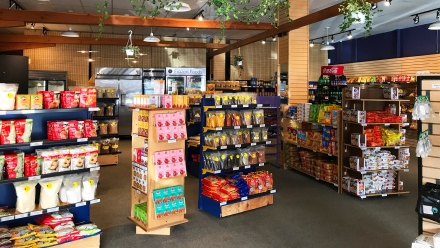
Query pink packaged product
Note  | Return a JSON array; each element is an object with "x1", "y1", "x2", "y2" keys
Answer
[
  {"x1": 165, "y1": 127, "x2": 173, "y2": 140},
  {"x1": 170, "y1": 126, "x2": 178, "y2": 140},
  {"x1": 163, "y1": 150, "x2": 172, "y2": 165},
  {"x1": 177, "y1": 161, "x2": 186, "y2": 176},
  {"x1": 155, "y1": 114, "x2": 164, "y2": 127},
  {"x1": 156, "y1": 164, "x2": 165, "y2": 180},
  {"x1": 163, "y1": 114, "x2": 171, "y2": 127},
  {"x1": 176, "y1": 149, "x2": 184, "y2": 163},
  {"x1": 171, "y1": 113, "x2": 179, "y2": 126},
  {"x1": 178, "y1": 125, "x2": 187, "y2": 139},
  {"x1": 176, "y1": 111, "x2": 185, "y2": 125},
  {"x1": 157, "y1": 126, "x2": 166, "y2": 141},
  {"x1": 164, "y1": 163, "x2": 172, "y2": 178},
  {"x1": 172, "y1": 163, "x2": 179, "y2": 177},
  {"x1": 162, "y1": 95, "x2": 172, "y2": 108},
  {"x1": 154, "y1": 151, "x2": 163, "y2": 166}
]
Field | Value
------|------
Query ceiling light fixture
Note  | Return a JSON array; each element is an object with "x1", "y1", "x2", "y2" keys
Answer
[
  {"x1": 347, "y1": 31, "x2": 353, "y2": 39},
  {"x1": 429, "y1": 17, "x2": 440, "y2": 30},
  {"x1": 198, "y1": 13, "x2": 204, "y2": 21},
  {"x1": 61, "y1": 27, "x2": 79, "y2": 37},
  {"x1": 187, "y1": 27, "x2": 190, "y2": 31},
  {"x1": 413, "y1": 14, "x2": 419, "y2": 24},
  {"x1": 143, "y1": 28, "x2": 160, "y2": 42},
  {"x1": 262, "y1": 40, "x2": 265, "y2": 44},
  {"x1": 42, "y1": 27, "x2": 48, "y2": 36},
  {"x1": 30, "y1": 23, "x2": 35, "y2": 29},
  {"x1": 321, "y1": 27, "x2": 335, "y2": 51},
  {"x1": 371, "y1": 3, "x2": 377, "y2": 10},
  {"x1": 272, "y1": 36, "x2": 276, "y2": 41},
  {"x1": 384, "y1": 0, "x2": 391, "y2": 7},
  {"x1": 331, "y1": 35, "x2": 334, "y2": 43},
  {"x1": 164, "y1": 1, "x2": 191, "y2": 12},
  {"x1": 164, "y1": 47, "x2": 168, "y2": 49},
  {"x1": 309, "y1": 40, "x2": 314, "y2": 47}
]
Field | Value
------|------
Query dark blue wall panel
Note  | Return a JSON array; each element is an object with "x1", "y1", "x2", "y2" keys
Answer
[
  {"x1": 400, "y1": 24, "x2": 438, "y2": 57},
  {"x1": 357, "y1": 30, "x2": 397, "y2": 62}
]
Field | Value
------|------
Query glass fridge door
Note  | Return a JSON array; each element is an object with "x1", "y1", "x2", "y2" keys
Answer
[
  {"x1": 143, "y1": 78, "x2": 155, "y2": 95},
  {"x1": 166, "y1": 76, "x2": 186, "y2": 95},
  {"x1": 28, "y1": 80, "x2": 46, "y2": 94},
  {"x1": 186, "y1": 76, "x2": 205, "y2": 92},
  {"x1": 48, "y1": 80, "x2": 66, "y2": 92}
]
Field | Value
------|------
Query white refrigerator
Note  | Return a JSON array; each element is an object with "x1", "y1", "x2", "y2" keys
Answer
[{"x1": 166, "y1": 67, "x2": 206, "y2": 94}]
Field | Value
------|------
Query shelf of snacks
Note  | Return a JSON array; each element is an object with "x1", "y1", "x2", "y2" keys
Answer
[
  {"x1": 342, "y1": 85, "x2": 410, "y2": 198},
  {"x1": 0, "y1": 209, "x2": 102, "y2": 247},
  {"x1": 281, "y1": 103, "x2": 342, "y2": 193},
  {"x1": 0, "y1": 83, "x2": 101, "y2": 232},
  {"x1": 130, "y1": 95, "x2": 188, "y2": 235},
  {"x1": 198, "y1": 95, "x2": 277, "y2": 218},
  {"x1": 91, "y1": 137, "x2": 120, "y2": 166}
]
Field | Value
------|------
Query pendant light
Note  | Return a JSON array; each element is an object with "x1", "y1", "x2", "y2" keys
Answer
[
  {"x1": 164, "y1": 1, "x2": 191, "y2": 12},
  {"x1": 428, "y1": 10, "x2": 440, "y2": 30},
  {"x1": 143, "y1": 28, "x2": 160, "y2": 42},
  {"x1": 61, "y1": 27, "x2": 79, "y2": 37},
  {"x1": 321, "y1": 27, "x2": 335, "y2": 51}
]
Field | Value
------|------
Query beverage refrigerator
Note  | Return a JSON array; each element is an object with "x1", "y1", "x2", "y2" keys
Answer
[
  {"x1": 142, "y1": 68, "x2": 166, "y2": 94},
  {"x1": 165, "y1": 67, "x2": 206, "y2": 94},
  {"x1": 28, "y1": 70, "x2": 67, "y2": 94}
]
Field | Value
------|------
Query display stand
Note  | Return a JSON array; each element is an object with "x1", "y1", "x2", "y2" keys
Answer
[
  {"x1": 129, "y1": 107, "x2": 188, "y2": 235},
  {"x1": 94, "y1": 97, "x2": 121, "y2": 166},
  {"x1": 342, "y1": 85, "x2": 410, "y2": 198},
  {"x1": 417, "y1": 75, "x2": 440, "y2": 235},
  {"x1": 0, "y1": 107, "x2": 101, "y2": 246},
  {"x1": 256, "y1": 96, "x2": 281, "y2": 167},
  {"x1": 197, "y1": 98, "x2": 277, "y2": 218},
  {"x1": 186, "y1": 103, "x2": 201, "y2": 178}
]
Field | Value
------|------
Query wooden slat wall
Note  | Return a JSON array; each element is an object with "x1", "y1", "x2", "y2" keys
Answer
[
  {"x1": 335, "y1": 54, "x2": 440, "y2": 77},
  {"x1": 309, "y1": 46, "x2": 328, "y2": 81},
  {"x1": 212, "y1": 38, "x2": 225, "y2": 80},
  {"x1": 230, "y1": 40, "x2": 277, "y2": 80},
  {"x1": 287, "y1": 0, "x2": 309, "y2": 105},
  {"x1": 420, "y1": 77, "x2": 440, "y2": 234}
]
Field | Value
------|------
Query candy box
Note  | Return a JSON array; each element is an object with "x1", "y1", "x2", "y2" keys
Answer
[
  {"x1": 165, "y1": 126, "x2": 173, "y2": 140},
  {"x1": 351, "y1": 133, "x2": 366, "y2": 147},
  {"x1": 346, "y1": 86, "x2": 360, "y2": 99},
  {"x1": 15, "y1": 94, "x2": 31, "y2": 110},
  {"x1": 155, "y1": 114, "x2": 164, "y2": 127},
  {"x1": 30, "y1": 94, "x2": 43, "y2": 110},
  {"x1": 161, "y1": 95, "x2": 172, "y2": 108},
  {"x1": 350, "y1": 110, "x2": 366, "y2": 124},
  {"x1": 156, "y1": 126, "x2": 166, "y2": 141}
]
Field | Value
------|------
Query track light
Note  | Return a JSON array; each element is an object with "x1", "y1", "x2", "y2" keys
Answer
[
  {"x1": 262, "y1": 40, "x2": 265, "y2": 44},
  {"x1": 371, "y1": 3, "x2": 377, "y2": 10},
  {"x1": 187, "y1": 27, "x2": 189, "y2": 31},
  {"x1": 437, "y1": 9, "x2": 440, "y2": 19},
  {"x1": 309, "y1": 40, "x2": 314, "y2": 47},
  {"x1": 30, "y1": 23, "x2": 35, "y2": 29},
  {"x1": 331, "y1": 35, "x2": 334, "y2": 43},
  {"x1": 42, "y1": 27, "x2": 48, "y2": 36},
  {"x1": 165, "y1": 47, "x2": 168, "y2": 49},
  {"x1": 272, "y1": 36, "x2": 276, "y2": 41},
  {"x1": 198, "y1": 13, "x2": 204, "y2": 21},
  {"x1": 413, "y1": 14, "x2": 419, "y2": 24},
  {"x1": 347, "y1": 31, "x2": 353, "y2": 39},
  {"x1": 384, "y1": 0, "x2": 391, "y2": 7}
]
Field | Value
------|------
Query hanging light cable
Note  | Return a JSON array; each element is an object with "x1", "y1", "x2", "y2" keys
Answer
[
  {"x1": 321, "y1": 27, "x2": 335, "y2": 51},
  {"x1": 143, "y1": 28, "x2": 160, "y2": 42}
]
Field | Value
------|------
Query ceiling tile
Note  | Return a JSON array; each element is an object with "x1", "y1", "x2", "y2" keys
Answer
[
  {"x1": 80, "y1": 0, "x2": 111, "y2": 7},
  {"x1": 112, "y1": 26, "x2": 135, "y2": 34},
  {"x1": 51, "y1": 4, "x2": 85, "y2": 13},
  {"x1": 90, "y1": 25, "x2": 113, "y2": 34}
]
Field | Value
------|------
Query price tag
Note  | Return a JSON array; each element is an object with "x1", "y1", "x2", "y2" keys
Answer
[
  {"x1": 214, "y1": 170, "x2": 221, "y2": 174},
  {"x1": 168, "y1": 139, "x2": 177, "y2": 143},
  {"x1": 90, "y1": 167, "x2": 100, "y2": 171},
  {"x1": 245, "y1": 165, "x2": 251, "y2": 169},
  {"x1": 0, "y1": 111, "x2": 6, "y2": 115},
  {"x1": 381, "y1": 194, "x2": 387, "y2": 197},
  {"x1": 313, "y1": 150, "x2": 317, "y2": 152},
  {"x1": 321, "y1": 124, "x2": 326, "y2": 127},
  {"x1": 251, "y1": 143, "x2": 257, "y2": 146},
  {"x1": 77, "y1": 138, "x2": 88, "y2": 142},
  {"x1": 404, "y1": 169, "x2": 409, "y2": 172},
  {"x1": 231, "y1": 105, "x2": 237, "y2": 108},
  {"x1": 30, "y1": 141, "x2": 43, "y2": 146},
  {"x1": 361, "y1": 123, "x2": 367, "y2": 127},
  {"x1": 233, "y1": 167, "x2": 239, "y2": 171},
  {"x1": 134, "y1": 108, "x2": 140, "y2": 112},
  {"x1": 90, "y1": 199, "x2": 101, "y2": 204},
  {"x1": 234, "y1": 126, "x2": 240, "y2": 129},
  {"x1": 14, "y1": 213, "x2": 28, "y2": 219},
  {"x1": 28, "y1": 176, "x2": 41, "y2": 181},
  {"x1": 360, "y1": 147, "x2": 367, "y2": 151},
  {"x1": 89, "y1": 107, "x2": 100, "y2": 112},
  {"x1": 403, "y1": 123, "x2": 409, "y2": 126},
  {"x1": 270, "y1": 189, "x2": 277, "y2": 194},
  {"x1": 333, "y1": 125, "x2": 337, "y2": 128},
  {"x1": 257, "y1": 104, "x2": 263, "y2": 107},
  {"x1": 315, "y1": 177, "x2": 319, "y2": 181},
  {"x1": 75, "y1": 202, "x2": 87, "y2": 207},
  {"x1": 297, "y1": 145, "x2": 300, "y2": 148},
  {"x1": 30, "y1": 210, "x2": 43, "y2": 216},
  {"x1": 266, "y1": 141, "x2": 271, "y2": 144},
  {"x1": 260, "y1": 124, "x2": 266, "y2": 127},
  {"x1": 360, "y1": 195, "x2": 367, "y2": 199},
  {"x1": 328, "y1": 154, "x2": 332, "y2": 156},
  {"x1": 22, "y1": 110, "x2": 35, "y2": 114},
  {"x1": 360, "y1": 171, "x2": 366, "y2": 175},
  {"x1": 1, "y1": 216, "x2": 14, "y2": 222},
  {"x1": 259, "y1": 163, "x2": 264, "y2": 166},
  {"x1": 384, "y1": 123, "x2": 390, "y2": 126},
  {"x1": 333, "y1": 183, "x2": 338, "y2": 187},
  {"x1": 243, "y1": 104, "x2": 249, "y2": 107},
  {"x1": 47, "y1": 207, "x2": 59, "y2": 213},
  {"x1": 215, "y1": 105, "x2": 222, "y2": 108},
  {"x1": 241, "y1": 196, "x2": 248, "y2": 201},
  {"x1": 215, "y1": 127, "x2": 222, "y2": 130},
  {"x1": 235, "y1": 144, "x2": 241, "y2": 148},
  {"x1": 246, "y1": 125, "x2": 252, "y2": 128},
  {"x1": 133, "y1": 134, "x2": 139, "y2": 138},
  {"x1": 220, "y1": 146, "x2": 227, "y2": 149},
  {"x1": 220, "y1": 202, "x2": 227, "y2": 206},
  {"x1": 394, "y1": 146, "x2": 400, "y2": 149}
]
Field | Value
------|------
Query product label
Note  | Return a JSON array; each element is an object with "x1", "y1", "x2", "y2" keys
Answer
[
  {"x1": 77, "y1": 138, "x2": 88, "y2": 142},
  {"x1": 90, "y1": 167, "x2": 100, "y2": 171},
  {"x1": 22, "y1": 110, "x2": 35, "y2": 114},
  {"x1": 215, "y1": 105, "x2": 222, "y2": 108},
  {"x1": 90, "y1": 199, "x2": 100, "y2": 204},
  {"x1": 381, "y1": 194, "x2": 387, "y2": 197},
  {"x1": 0, "y1": 111, "x2": 6, "y2": 115},
  {"x1": 234, "y1": 126, "x2": 240, "y2": 129},
  {"x1": 246, "y1": 125, "x2": 252, "y2": 128},
  {"x1": 30, "y1": 210, "x2": 43, "y2": 216},
  {"x1": 47, "y1": 207, "x2": 59, "y2": 213},
  {"x1": 241, "y1": 196, "x2": 248, "y2": 201},
  {"x1": 214, "y1": 170, "x2": 221, "y2": 174},
  {"x1": 384, "y1": 123, "x2": 390, "y2": 126},
  {"x1": 89, "y1": 107, "x2": 100, "y2": 112},
  {"x1": 1, "y1": 216, "x2": 14, "y2": 222},
  {"x1": 220, "y1": 202, "x2": 227, "y2": 206},
  {"x1": 215, "y1": 127, "x2": 222, "y2": 130},
  {"x1": 233, "y1": 167, "x2": 239, "y2": 171},
  {"x1": 315, "y1": 177, "x2": 319, "y2": 181},
  {"x1": 423, "y1": 205, "x2": 434, "y2": 215},
  {"x1": 231, "y1": 105, "x2": 237, "y2": 108},
  {"x1": 75, "y1": 202, "x2": 87, "y2": 207},
  {"x1": 257, "y1": 104, "x2": 263, "y2": 107},
  {"x1": 245, "y1": 165, "x2": 251, "y2": 169},
  {"x1": 220, "y1": 146, "x2": 227, "y2": 149},
  {"x1": 328, "y1": 154, "x2": 332, "y2": 156},
  {"x1": 15, "y1": 213, "x2": 28, "y2": 219},
  {"x1": 432, "y1": 84, "x2": 440, "y2": 89},
  {"x1": 260, "y1": 124, "x2": 265, "y2": 127},
  {"x1": 404, "y1": 169, "x2": 409, "y2": 172},
  {"x1": 394, "y1": 146, "x2": 400, "y2": 149},
  {"x1": 168, "y1": 139, "x2": 177, "y2": 143},
  {"x1": 235, "y1": 144, "x2": 241, "y2": 148},
  {"x1": 321, "y1": 66, "x2": 344, "y2": 75},
  {"x1": 360, "y1": 195, "x2": 367, "y2": 199},
  {"x1": 242, "y1": 104, "x2": 249, "y2": 107},
  {"x1": 28, "y1": 176, "x2": 41, "y2": 181},
  {"x1": 270, "y1": 189, "x2": 277, "y2": 194},
  {"x1": 259, "y1": 163, "x2": 264, "y2": 166},
  {"x1": 266, "y1": 141, "x2": 271, "y2": 144},
  {"x1": 30, "y1": 141, "x2": 43, "y2": 147}
]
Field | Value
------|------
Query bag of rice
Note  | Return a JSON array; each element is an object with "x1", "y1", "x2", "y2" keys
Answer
[
  {"x1": 0, "y1": 83, "x2": 18, "y2": 111},
  {"x1": 39, "y1": 176, "x2": 63, "y2": 209},
  {"x1": 81, "y1": 173, "x2": 99, "y2": 201},
  {"x1": 13, "y1": 180, "x2": 38, "y2": 213},
  {"x1": 60, "y1": 174, "x2": 82, "y2": 204}
]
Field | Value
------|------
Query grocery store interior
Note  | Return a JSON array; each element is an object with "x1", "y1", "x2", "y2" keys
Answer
[{"x1": 0, "y1": 0, "x2": 440, "y2": 247}]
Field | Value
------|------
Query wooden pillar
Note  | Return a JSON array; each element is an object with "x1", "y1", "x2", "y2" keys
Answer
[{"x1": 211, "y1": 38, "x2": 225, "y2": 80}]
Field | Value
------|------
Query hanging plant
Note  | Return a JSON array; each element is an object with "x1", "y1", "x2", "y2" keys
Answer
[
  {"x1": 122, "y1": 30, "x2": 141, "y2": 66},
  {"x1": 338, "y1": 0, "x2": 382, "y2": 36},
  {"x1": 95, "y1": 0, "x2": 291, "y2": 40},
  {"x1": 233, "y1": 54, "x2": 243, "y2": 68}
]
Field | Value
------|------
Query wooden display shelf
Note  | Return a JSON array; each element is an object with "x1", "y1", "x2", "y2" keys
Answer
[
  {"x1": 344, "y1": 121, "x2": 407, "y2": 126},
  {"x1": 283, "y1": 139, "x2": 337, "y2": 157},
  {"x1": 55, "y1": 234, "x2": 100, "y2": 248},
  {"x1": 343, "y1": 166, "x2": 409, "y2": 174},
  {"x1": 298, "y1": 121, "x2": 337, "y2": 128},
  {"x1": 289, "y1": 165, "x2": 338, "y2": 187},
  {"x1": 344, "y1": 143, "x2": 409, "y2": 149},
  {"x1": 343, "y1": 189, "x2": 410, "y2": 198},
  {"x1": 344, "y1": 98, "x2": 410, "y2": 102},
  {"x1": 127, "y1": 216, "x2": 188, "y2": 235},
  {"x1": 98, "y1": 153, "x2": 119, "y2": 166},
  {"x1": 130, "y1": 107, "x2": 189, "y2": 111}
]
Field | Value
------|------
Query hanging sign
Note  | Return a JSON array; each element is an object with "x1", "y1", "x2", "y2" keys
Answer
[{"x1": 321, "y1": 66, "x2": 344, "y2": 75}]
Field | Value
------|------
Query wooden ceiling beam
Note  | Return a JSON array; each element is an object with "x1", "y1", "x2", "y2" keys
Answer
[
  {"x1": 0, "y1": 20, "x2": 25, "y2": 28},
  {"x1": 208, "y1": 0, "x2": 384, "y2": 56},
  {"x1": 0, "y1": 42, "x2": 55, "y2": 52},
  {"x1": 0, "y1": 34, "x2": 228, "y2": 49},
  {"x1": 0, "y1": 9, "x2": 272, "y2": 30}
]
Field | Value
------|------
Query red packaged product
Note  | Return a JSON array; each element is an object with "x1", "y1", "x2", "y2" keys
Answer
[
  {"x1": 83, "y1": 120, "x2": 97, "y2": 138},
  {"x1": 37, "y1": 91, "x2": 58, "y2": 109},
  {"x1": 24, "y1": 154, "x2": 39, "y2": 177},
  {"x1": 75, "y1": 88, "x2": 88, "y2": 108},
  {"x1": 86, "y1": 88, "x2": 97, "y2": 107},
  {"x1": 47, "y1": 121, "x2": 54, "y2": 140},
  {"x1": 60, "y1": 91, "x2": 77, "y2": 109},
  {"x1": 5, "y1": 152, "x2": 24, "y2": 179},
  {"x1": 0, "y1": 120, "x2": 16, "y2": 145},
  {"x1": 68, "y1": 121, "x2": 84, "y2": 139},
  {"x1": 51, "y1": 121, "x2": 69, "y2": 140}
]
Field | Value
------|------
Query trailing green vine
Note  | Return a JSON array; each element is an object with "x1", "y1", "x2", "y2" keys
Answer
[
  {"x1": 95, "y1": 0, "x2": 291, "y2": 40},
  {"x1": 338, "y1": 0, "x2": 382, "y2": 36}
]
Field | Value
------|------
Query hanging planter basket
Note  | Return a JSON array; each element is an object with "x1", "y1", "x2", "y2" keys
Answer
[{"x1": 125, "y1": 49, "x2": 134, "y2": 56}]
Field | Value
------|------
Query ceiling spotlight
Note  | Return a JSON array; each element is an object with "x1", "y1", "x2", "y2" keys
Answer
[
  {"x1": 88, "y1": 59, "x2": 94, "y2": 62},
  {"x1": 262, "y1": 40, "x2": 266, "y2": 44},
  {"x1": 198, "y1": 13, "x2": 204, "y2": 21},
  {"x1": 132, "y1": 61, "x2": 138, "y2": 63},
  {"x1": 413, "y1": 15, "x2": 419, "y2": 24},
  {"x1": 164, "y1": 47, "x2": 168, "y2": 49},
  {"x1": 429, "y1": 12, "x2": 440, "y2": 30},
  {"x1": 61, "y1": 27, "x2": 79, "y2": 37},
  {"x1": 144, "y1": 28, "x2": 160, "y2": 42},
  {"x1": 384, "y1": 0, "x2": 391, "y2": 6},
  {"x1": 321, "y1": 27, "x2": 335, "y2": 51},
  {"x1": 371, "y1": 3, "x2": 377, "y2": 10},
  {"x1": 347, "y1": 31, "x2": 353, "y2": 39},
  {"x1": 42, "y1": 27, "x2": 48, "y2": 36},
  {"x1": 164, "y1": 1, "x2": 191, "y2": 12},
  {"x1": 309, "y1": 40, "x2": 314, "y2": 47},
  {"x1": 272, "y1": 36, "x2": 276, "y2": 41},
  {"x1": 30, "y1": 23, "x2": 35, "y2": 29},
  {"x1": 187, "y1": 27, "x2": 189, "y2": 31},
  {"x1": 331, "y1": 35, "x2": 334, "y2": 43}
]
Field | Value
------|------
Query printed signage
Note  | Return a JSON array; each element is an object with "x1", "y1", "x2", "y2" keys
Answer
[
  {"x1": 321, "y1": 66, "x2": 344, "y2": 75},
  {"x1": 166, "y1": 67, "x2": 206, "y2": 75}
]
